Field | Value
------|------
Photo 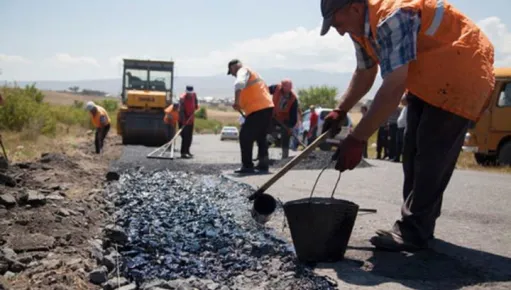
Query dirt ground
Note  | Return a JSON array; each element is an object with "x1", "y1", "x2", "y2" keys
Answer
[{"x1": 0, "y1": 132, "x2": 122, "y2": 290}]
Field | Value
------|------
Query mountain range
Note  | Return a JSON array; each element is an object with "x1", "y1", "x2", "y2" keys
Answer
[{"x1": 1, "y1": 68, "x2": 382, "y2": 100}]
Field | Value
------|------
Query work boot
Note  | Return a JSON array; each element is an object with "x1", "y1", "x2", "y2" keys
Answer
[
  {"x1": 255, "y1": 156, "x2": 270, "y2": 173},
  {"x1": 181, "y1": 153, "x2": 192, "y2": 159},
  {"x1": 234, "y1": 166, "x2": 255, "y2": 174}
]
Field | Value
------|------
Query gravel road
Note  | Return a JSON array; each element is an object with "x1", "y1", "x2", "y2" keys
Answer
[{"x1": 112, "y1": 134, "x2": 511, "y2": 290}]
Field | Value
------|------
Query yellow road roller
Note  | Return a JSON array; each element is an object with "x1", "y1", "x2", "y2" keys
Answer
[{"x1": 116, "y1": 58, "x2": 175, "y2": 146}]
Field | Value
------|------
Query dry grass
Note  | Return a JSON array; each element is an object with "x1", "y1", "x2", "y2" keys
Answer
[
  {"x1": 207, "y1": 108, "x2": 240, "y2": 125},
  {"x1": 1, "y1": 125, "x2": 91, "y2": 163}
]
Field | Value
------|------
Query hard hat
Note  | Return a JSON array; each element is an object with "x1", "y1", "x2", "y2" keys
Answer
[{"x1": 85, "y1": 101, "x2": 96, "y2": 111}]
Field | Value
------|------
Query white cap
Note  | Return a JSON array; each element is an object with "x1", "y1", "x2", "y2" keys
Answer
[{"x1": 85, "y1": 101, "x2": 96, "y2": 111}]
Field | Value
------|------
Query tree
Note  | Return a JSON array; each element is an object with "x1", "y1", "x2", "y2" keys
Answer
[
  {"x1": 297, "y1": 85, "x2": 338, "y2": 110},
  {"x1": 68, "y1": 86, "x2": 80, "y2": 93}
]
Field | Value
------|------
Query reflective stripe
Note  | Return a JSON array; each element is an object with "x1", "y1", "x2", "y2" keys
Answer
[
  {"x1": 245, "y1": 77, "x2": 262, "y2": 88},
  {"x1": 425, "y1": 0, "x2": 445, "y2": 36}
]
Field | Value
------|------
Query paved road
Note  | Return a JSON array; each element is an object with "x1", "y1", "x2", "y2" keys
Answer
[{"x1": 114, "y1": 134, "x2": 511, "y2": 289}]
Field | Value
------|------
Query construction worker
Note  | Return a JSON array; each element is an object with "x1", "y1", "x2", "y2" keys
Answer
[
  {"x1": 320, "y1": 0, "x2": 494, "y2": 251},
  {"x1": 227, "y1": 59, "x2": 274, "y2": 174},
  {"x1": 268, "y1": 79, "x2": 300, "y2": 159},
  {"x1": 179, "y1": 86, "x2": 199, "y2": 159},
  {"x1": 163, "y1": 102, "x2": 180, "y2": 141},
  {"x1": 85, "y1": 101, "x2": 111, "y2": 154},
  {"x1": 308, "y1": 105, "x2": 319, "y2": 145}
]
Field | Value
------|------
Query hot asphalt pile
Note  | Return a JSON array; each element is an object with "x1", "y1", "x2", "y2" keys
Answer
[
  {"x1": 270, "y1": 150, "x2": 372, "y2": 170},
  {"x1": 103, "y1": 169, "x2": 338, "y2": 289}
]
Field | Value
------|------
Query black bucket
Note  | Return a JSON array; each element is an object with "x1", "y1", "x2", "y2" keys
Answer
[
  {"x1": 251, "y1": 193, "x2": 277, "y2": 224},
  {"x1": 283, "y1": 197, "x2": 359, "y2": 263}
]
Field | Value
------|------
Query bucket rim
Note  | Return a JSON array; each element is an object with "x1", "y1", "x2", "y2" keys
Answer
[{"x1": 283, "y1": 197, "x2": 360, "y2": 208}]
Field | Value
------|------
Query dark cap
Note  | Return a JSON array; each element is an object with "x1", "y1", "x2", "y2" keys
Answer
[
  {"x1": 320, "y1": 0, "x2": 352, "y2": 36},
  {"x1": 227, "y1": 59, "x2": 241, "y2": 75}
]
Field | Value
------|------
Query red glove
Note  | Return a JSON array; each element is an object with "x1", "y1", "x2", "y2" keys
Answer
[
  {"x1": 322, "y1": 109, "x2": 347, "y2": 137},
  {"x1": 332, "y1": 134, "x2": 366, "y2": 172}
]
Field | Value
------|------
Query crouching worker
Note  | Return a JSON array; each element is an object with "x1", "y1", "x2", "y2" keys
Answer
[
  {"x1": 86, "y1": 101, "x2": 111, "y2": 154},
  {"x1": 269, "y1": 79, "x2": 299, "y2": 159},
  {"x1": 228, "y1": 59, "x2": 274, "y2": 174},
  {"x1": 163, "y1": 102, "x2": 180, "y2": 141}
]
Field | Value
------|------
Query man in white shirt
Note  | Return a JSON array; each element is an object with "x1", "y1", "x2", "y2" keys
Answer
[{"x1": 394, "y1": 96, "x2": 408, "y2": 162}]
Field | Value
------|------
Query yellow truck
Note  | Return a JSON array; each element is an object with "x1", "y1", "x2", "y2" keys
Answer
[
  {"x1": 462, "y1": 67, "x2": 511, "y2": 166},
  {"x1": 116, "y1": 58, "x2": 174, "y2": 146}
]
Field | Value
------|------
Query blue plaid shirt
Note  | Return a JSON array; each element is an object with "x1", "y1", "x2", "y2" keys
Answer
[{"x1": 352, "y1": 8, "x2": 421, "y2": 78}]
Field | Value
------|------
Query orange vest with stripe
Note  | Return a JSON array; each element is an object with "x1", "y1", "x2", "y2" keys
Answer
[
  {"x1": 272, "y1": 84, "x2": 297, "y2": 122},
  {"x1": 163, "y1": 105, "x2": 179, "y2": 127},
  {"x1": 90, "y1": 105, "x2": 110, "y2": 128},
  {"x1": 352, "y1": 0, "x2": 495, "y2": 121},
  {"x1": 239, "y1": 67, "x2": 274, "y2": 116}
]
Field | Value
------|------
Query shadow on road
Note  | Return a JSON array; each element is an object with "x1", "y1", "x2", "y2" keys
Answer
[{"x1": 315, "y1": 239, "x2": 511, "y2": 289}]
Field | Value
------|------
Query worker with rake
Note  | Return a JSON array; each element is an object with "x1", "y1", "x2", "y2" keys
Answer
[
  {"x1": 228, "y1": 59, "x2": 274, "y2": 174},
  {"x1": 179, "y1": 86, "x2": 199, "y2": 159},
  {"x1": 86, "y1": 101, "x2": 111, "y2": 154},
  {"x1": 319, "y1": 0, "x2": 494, "y2": 251}
]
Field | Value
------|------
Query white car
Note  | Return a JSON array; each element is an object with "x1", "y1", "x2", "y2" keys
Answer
[
  {"x1": 300, "y1": 107, "x2": 353, "y2": 151},
  {"x1": 220, "y1": 126, "x2": 239, "y2": 141}
]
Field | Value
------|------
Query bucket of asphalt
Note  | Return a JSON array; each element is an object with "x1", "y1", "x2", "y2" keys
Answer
[{"x1": 283, "y1": 196, "x2": 359, "y2": 263}]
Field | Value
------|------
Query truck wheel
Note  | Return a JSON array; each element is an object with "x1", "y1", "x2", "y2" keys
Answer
[
  {"x1": 497, "y1": 141, "x2": 511, "y2": 166},
  {"x1": 474, "y1": 153, "x2": 497, "y2": 166}
]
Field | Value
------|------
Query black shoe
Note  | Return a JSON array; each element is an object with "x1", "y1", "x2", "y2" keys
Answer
[
  {"x1": 234, "y1": 167, "x2": 255, "y2": 174},
  {"x1": 255, "y1": 165, "x2": 269, "y2": 173},
  {"x1": 181, "y1": 154, "x2": 192, "y2": 159},
  {"x1": 372, "y1": 229, "x2": 428, "y2": 252},
  {"x1": 187, "y1": 152, "x2": 194, "y2": 157}
]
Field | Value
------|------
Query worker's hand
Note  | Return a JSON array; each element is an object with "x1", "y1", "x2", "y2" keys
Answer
[
  {"x1": 332, "y1": 134, "x2": 366, "y2": 172},
  {"x1": 322, "y1": 109, "x2": 347, "y2": 137}
]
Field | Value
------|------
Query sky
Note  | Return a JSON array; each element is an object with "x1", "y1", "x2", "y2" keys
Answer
[{"x1": 1, "y1": 0, "x2": 511, "y2": 81}]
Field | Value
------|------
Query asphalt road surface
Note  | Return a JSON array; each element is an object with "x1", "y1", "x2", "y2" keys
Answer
[{"x1": 112, "y1": 134, "x2": 511, "y2": 290}]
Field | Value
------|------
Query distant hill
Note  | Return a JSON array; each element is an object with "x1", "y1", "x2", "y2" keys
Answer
[{"x1": 1, "y1": 68, "x2": 382, "y2": 100}]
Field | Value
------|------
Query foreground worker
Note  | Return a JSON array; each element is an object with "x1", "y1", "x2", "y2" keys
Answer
[
  {"x1": 163, "y1": 102, "x2": 180, "y2": 141},
  {"x1": 86, "y1": 101, "x2": 111, "y2": 154},
  {"x1": 320, "y1": 0, "x2": 495, "y2": 251},
  {"x1": 179, "y1": 86, "x2": 199, "y2": 159},
  {"x1": 228, "y1": 59, "x2": 274, "y2": 173},
  {"x1": 269, "y1": 79, "x2": 300, "y2": 158}
]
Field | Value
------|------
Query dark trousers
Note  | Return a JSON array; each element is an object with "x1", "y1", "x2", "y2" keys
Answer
[
  {"x1": 179, "y1": 122, "x2": 194, "y2": 155},
  {"x1": 307, "y1": 127, "x2": 318, "y2": 145},
  {"x1": 392, "y1": 94, "x2": 469, "y2": 244},
  {"x1": 239, "y1": 107, "x2": 273, "y2": 168},
  {"x1": 388, "y1": 123, "x2": 398, "y2": 159},
  {"x1": 376, "y1": 126, "x2": 388, "y2": 159},
  {"x1": 95, "y1": 124, "x2": 110, "y2": 154},
  {"x1": 394, "y1": 127, "x2": 405, "y2": 162}
]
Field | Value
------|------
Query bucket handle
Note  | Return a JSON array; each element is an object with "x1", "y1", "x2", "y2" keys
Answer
[{"x1": 308, "y1": 159, "x2": 342, "y2": 203}]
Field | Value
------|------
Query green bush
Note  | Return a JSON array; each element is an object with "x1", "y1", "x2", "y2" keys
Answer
[
  {"x1": 97, "y1": 99, "x2": 119, "y2": 112},
  {"x1": 195, "y1": 107, "x2": 208, "y2": 120}
]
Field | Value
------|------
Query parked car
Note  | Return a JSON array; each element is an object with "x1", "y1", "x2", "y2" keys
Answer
[
  {"x1": 220, "y1": 126, "x2": 239, "y2": 141},
  {"x1": 300, "y1": 107, "x2": 353, "y2": 151},
  {"x1": 462, "y1": 67, "x2": 511, "y2": 166}
]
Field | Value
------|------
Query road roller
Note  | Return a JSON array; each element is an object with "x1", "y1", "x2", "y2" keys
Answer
[{"x1": 116, "y1": 58, "x2": 175, "y2": 146}]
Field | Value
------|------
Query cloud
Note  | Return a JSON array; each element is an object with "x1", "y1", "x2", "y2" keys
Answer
[
  {"x1": 50, "y1": 53, "x2": 99, "y2": 67},
  {"x1": 176, "y1": 23, "x2": 358, "y2": 76},
  {"x1": 478, "y1": 17, "x2": 511, "y2": 56},
  {"x1": 0, "y1": 54, "x2": 31, "y2": 64}
]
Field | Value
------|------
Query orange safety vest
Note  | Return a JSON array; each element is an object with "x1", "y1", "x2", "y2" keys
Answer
[
  {"x1": 272, "y1": 84, "x2": 297, "y2": 122},
  {"x1": 239, "y1": 67, "x2": 274, "y2": 116},
  {"x1": 352, "y1": 0, "x2": 495, "y2": 122},
  {"x1": 163, "y1": 105, "x2": 179, "y2": 127},
  {"x1": 90, "y1": 105, "x2": 110, "y2": 129}
]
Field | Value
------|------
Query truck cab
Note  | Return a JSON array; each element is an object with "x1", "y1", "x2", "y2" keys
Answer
[{"x1": 462, "y1": 68, "x2": 511, "y2": 166}]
